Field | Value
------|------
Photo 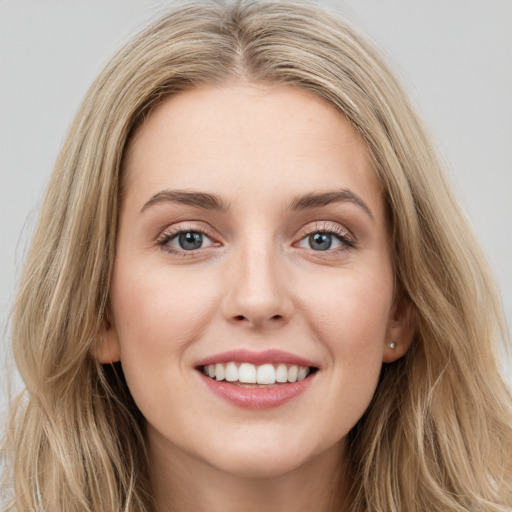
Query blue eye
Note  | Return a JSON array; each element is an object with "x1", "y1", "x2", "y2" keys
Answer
[
  {"x1": 308, "y1": 232, "x2": 333, "y2": 251},
  {"x1": 158, "y1": 229, "x2": 215, "y2": 253},
  {"x1": 296, "y1": 229, "x2": 354, "y2": 252},
  {"x1": 177, "y1": 231, "x2": 204, "y2": 250}
]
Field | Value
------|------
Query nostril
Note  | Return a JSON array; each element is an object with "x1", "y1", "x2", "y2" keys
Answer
[{"x1": 232, "y1": 314, "x2": 283, "y2": 323}]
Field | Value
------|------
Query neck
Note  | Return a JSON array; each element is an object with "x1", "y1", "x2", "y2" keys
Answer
[{"x1": 149, "y1": 433, "x2": 350, "y2": 512}]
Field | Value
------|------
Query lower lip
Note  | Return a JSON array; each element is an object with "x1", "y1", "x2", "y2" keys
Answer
[{"x1": 199, "y1": 372, "x2": 315, "y2": 409}]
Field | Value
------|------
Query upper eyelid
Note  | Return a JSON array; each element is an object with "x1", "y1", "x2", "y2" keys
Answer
[
  {"x1": 156, "y1": 225, "x2": 218, "y2": 256},
  {"x1": 295, "y1": 221, "x2": 357, "y2": 251},
  {"x1": 302, "y1": 222, "x2": 348, "y2": 234},
  {"x1": 155, "y1": 219, "x2": 354, "y2": 244},
  {"x1": 298, "y1": 220, "x2": 354, "y2": 238},
  {"x1": 156, "y1": 222, "x2": 215, "y2": 241},
  {"x1": 160, "y1": 228, "x2": 213, "y2": 242}
]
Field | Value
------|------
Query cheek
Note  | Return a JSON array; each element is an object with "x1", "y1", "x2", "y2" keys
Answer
[
  {"x1": 110, "y1": 258, "x2": 220, "y2": 363},
  {"x1": 302, "y1": 266, "x2": 393, "y2": 351},
  {"x1": 297, "y1": 265, "x2": 392, "y2": 407},
  {"x1": 109, "y1": 259, "x2": 222, "y2": 426}
]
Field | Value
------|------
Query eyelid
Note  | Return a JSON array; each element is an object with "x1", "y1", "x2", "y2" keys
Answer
[
  {"x1": 300, "y1": 220, "x2": 354, "y2": 240},
  {"x1": 156, "y1": 222, "x2": 220, "y2": 255},
  {"x1": 294, "y1": 220, "x2": 356, "y2": 250},
  {"x1": 156, "y1": 221, "x2": 211, "y2": 242},
  {"x1": 155, "y1": 219, "x2": 356, "y2": 257}
]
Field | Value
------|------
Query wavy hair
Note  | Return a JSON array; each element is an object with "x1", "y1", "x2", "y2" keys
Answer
[{"x1": 3, "y1": 1, "x2": 511, "y2": 510}]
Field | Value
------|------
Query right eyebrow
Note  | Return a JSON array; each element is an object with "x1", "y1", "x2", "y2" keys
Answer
[{"x1": 140, "y1": 189, "x2": 229, "y2": 214}]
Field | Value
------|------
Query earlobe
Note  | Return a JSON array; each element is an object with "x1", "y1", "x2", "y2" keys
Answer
[
  {"x1": 91, "y1": 320, "x2": 121, "y2": 364},
  {"x1": 383, "y1": 297, "x2": 415, "y2": 363}
]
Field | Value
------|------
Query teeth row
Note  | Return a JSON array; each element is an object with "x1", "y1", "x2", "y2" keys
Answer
[{"x1": 202, "y1": 362, "x2": 311, "y2": 384}]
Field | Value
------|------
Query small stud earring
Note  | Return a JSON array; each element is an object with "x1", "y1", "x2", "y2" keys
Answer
[{"x1": 387, "y1": 342, "x2": 397, "y2": 350}]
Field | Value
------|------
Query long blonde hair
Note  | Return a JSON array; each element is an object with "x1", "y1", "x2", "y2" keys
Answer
[{"x1": 3, "y1": 1, "x2": 511, "y2": 510}]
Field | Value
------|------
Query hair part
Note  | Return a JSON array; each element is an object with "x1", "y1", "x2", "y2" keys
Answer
[{"x1": 3, "y1": 1, "x2": 511, "y2": 511}]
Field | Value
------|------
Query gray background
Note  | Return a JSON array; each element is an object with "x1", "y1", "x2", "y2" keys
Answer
[{"x1": 1, "y1": 0, "x2": 511, "y2": 412}]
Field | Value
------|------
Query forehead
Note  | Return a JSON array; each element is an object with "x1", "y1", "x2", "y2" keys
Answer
[{"x1": 122, "y1": 82, "x2": 381, "y2": 215}]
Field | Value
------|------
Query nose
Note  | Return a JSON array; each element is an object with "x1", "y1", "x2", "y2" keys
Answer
[{"x1": 221, "y1": 243, "x2": 294, "y2": 329}]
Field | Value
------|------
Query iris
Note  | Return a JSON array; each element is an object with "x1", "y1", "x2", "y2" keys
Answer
[
  {"x1": 309, "y1": 233, "x2": 332, "y2": 251},
  {"x1": 178, "y1": 231, "x2": 203, "y2": 250}
]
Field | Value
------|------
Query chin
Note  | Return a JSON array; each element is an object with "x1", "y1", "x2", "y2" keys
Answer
[
  {"x1": 208, "y1": 450, "x2": 310, "y2": 479},
  {"x1": 198, "y1": 431, "x2": 330, "y2": 479}
]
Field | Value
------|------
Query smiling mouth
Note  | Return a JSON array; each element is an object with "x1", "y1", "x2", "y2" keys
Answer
[{"x1": 199, "y1": 362, "x2": 318, "y2": 386}]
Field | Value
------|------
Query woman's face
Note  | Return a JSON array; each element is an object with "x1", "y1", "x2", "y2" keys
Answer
[{"x1": 100, "y1": 83, "x2": 413, "y2": 478}]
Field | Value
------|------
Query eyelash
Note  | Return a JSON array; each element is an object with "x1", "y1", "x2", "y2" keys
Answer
[
  {"x1": 156, "y1": 224, "x2": 217, "y2": 256},
  {"x1": 298, "y1": 222, "x2": 356, "y2": 252},
  {"x1": 156, "y1": 221, "x2": 356, "y2": 256}
]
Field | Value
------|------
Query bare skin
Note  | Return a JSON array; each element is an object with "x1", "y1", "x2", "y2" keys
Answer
[
  {"x1": 98, "y1": 82, "x2": 414, "y2": 512},
  {"x1": 151, "y1": 434, "x2": 348, "y2": 512}
]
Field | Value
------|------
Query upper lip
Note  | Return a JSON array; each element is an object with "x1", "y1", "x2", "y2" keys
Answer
[{"x1": 195, "y1": 348, "x2": 319, "y2": 368}]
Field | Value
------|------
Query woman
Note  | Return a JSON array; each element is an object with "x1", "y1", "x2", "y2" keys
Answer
[{"x1": 3, "y1": 1, "x2": 511, "y2": 511}]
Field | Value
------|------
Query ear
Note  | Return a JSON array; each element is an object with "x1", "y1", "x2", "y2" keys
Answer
[
  {"x1": 383, "y1": 296, "x2": 415, "y2": 363},
  {"x1": 91, "y1": 315, "x2": 121, "y2": 364}
]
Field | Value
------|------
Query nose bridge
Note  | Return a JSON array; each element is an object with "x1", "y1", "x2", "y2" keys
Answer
[{"x1": 222, "y1": 232, "x2": 292, "y2": 327}]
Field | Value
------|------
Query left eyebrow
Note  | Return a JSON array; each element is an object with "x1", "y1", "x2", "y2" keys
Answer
[{"x1": 288, "y1": 189, "x2": 374, "y2": 221}]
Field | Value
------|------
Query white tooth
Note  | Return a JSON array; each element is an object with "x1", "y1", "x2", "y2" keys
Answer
[
  {"x1": 287, "y1": 365, "x2": 298, "y2": 383},
  {"x1": 276, "y1": 364, "x2": 288, "y2": 383},
  {"x1": 239, "y1": 363, "x2": 257, "y2": 383},
  {"x1": 256, "y1": 364, "x2": 276, "y2": 384},
  {"x1": 297, "y1": 366, "x2": 309, "y2": 381},
  {"x1": 202, "y1": 366, "x2": 209, "y2": 376},
  {"x1": 225, "y1": 362, "x2": 239, "y2": 382},
  {"x1": 215, "y1": 363, "x2": 225, "y2": 381},
  {"x1": 208, "y1": 364, "x2": 216, "y2": 378}
]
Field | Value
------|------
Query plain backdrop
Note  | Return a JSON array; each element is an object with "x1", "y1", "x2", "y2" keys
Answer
[{"x1": 1, "y1": 0, "x2": 511, "y2": 413}]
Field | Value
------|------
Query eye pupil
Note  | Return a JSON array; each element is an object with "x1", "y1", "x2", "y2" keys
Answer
[
  {"x1": 309, "y1": 232, "x2": 332, "y2": 251},
  {"x1": 178, "y1": 231, "x2": 203, "y2": 250}
]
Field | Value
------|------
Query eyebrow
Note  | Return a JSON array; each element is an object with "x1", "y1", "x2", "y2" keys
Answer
[
  {"x1": 288, "y1": 189, "x2": 374, "y2": 221},
  {"x1": 140, "y1": 190, "x2": 229, "y2": 213},
  {"x1": 140, "y1": 187, "x2": 374, "y2": 220}
]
